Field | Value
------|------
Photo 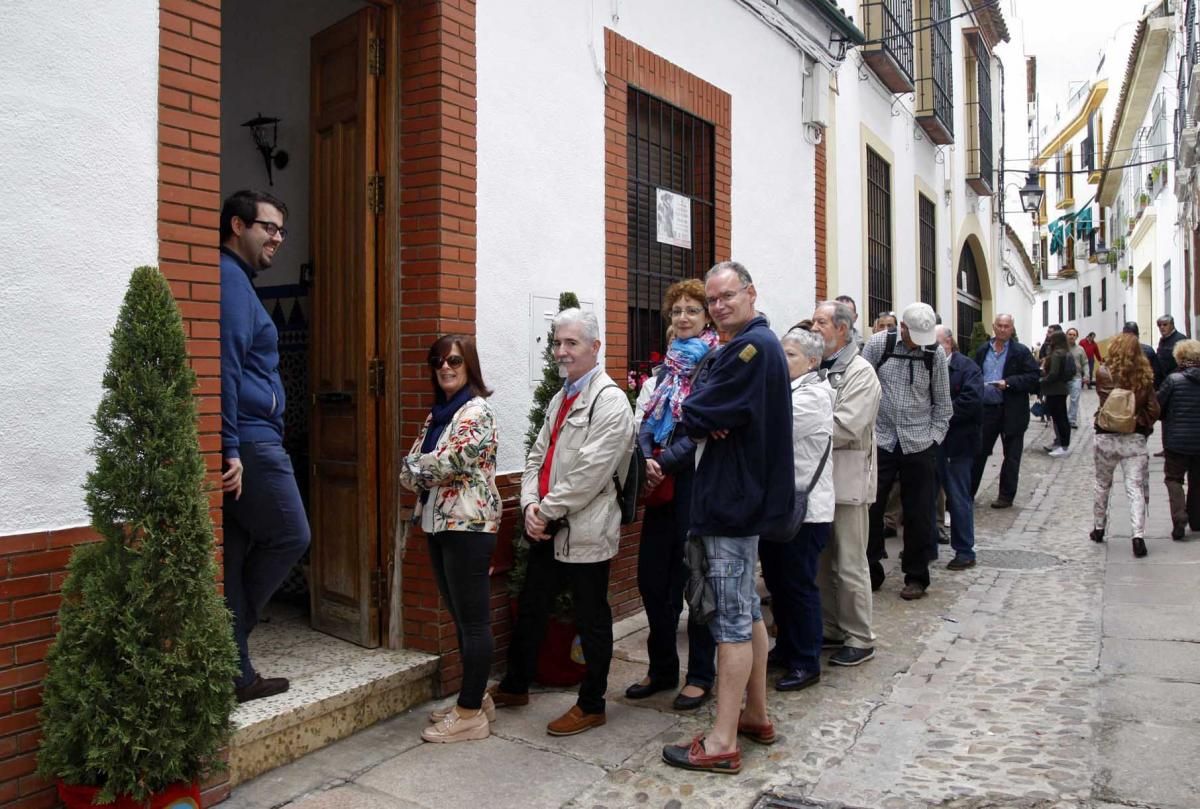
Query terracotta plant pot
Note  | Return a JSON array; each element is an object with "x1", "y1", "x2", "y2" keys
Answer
[
  {"x1": 58, "y1": 781, "x2": 201, "y2": 809},
  {"x1": 507, "y1": 601, "x2": 586, "y2": 687}
]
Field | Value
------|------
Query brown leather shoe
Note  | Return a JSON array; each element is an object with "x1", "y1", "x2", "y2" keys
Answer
[
  {"x1": 546, "y1": 705, "x2": 605, "y2": 736},
  {"x1": 235, "y1": 674, "x2": 289, "y2": 704},
  {"x1": 737, "y1": 715, "x2": 777, "y2": 745},
  {"x1": 486, "y1": 684, "x2": 529, "y2": 708}
]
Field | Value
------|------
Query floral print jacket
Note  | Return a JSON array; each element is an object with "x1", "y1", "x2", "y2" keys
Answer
[{"x1": 400, "y1": 397, "x2": 501, "y2": 534}]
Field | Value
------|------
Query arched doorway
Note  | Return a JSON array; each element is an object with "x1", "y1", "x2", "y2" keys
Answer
[{"x1": 957, "y1": 244, "x2": 984, "y2": 349}]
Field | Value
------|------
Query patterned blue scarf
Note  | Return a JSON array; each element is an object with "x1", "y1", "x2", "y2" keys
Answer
[{"x1": 643, "y1": 329, "x2": 719, "y2": 445}]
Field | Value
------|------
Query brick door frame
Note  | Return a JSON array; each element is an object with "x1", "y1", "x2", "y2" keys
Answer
[{"x1": 602, "y1": 29, "x2": 732, "y2": 385}]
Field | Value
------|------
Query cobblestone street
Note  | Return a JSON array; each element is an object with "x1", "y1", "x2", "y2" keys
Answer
[{"x1": 226, "y1": 390, "x2": 1200, "y2": 809}]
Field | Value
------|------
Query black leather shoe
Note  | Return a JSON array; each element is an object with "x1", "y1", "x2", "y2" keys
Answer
[
  {"x1": 625, "y1": 679, "x2": 677, "y2": 699},
  {"x1": 990, "y1": 498, "x2": 1013, "y2": 509},
  {"x1": 1089, "y1": 528, "x2": 1105, "y2": 543},
  {"x1": 828, "y1": 646, "x2": 874, "y2": 667},
  {"x1": 775, "y1": 668, "x2": 820, "y2": 692},
  {"x1": 235, "y1": 674, "x2": 289, "y2": 704},
  {"x1": 946, "y1": 557, "x2": 976, "y2": 570},
  {"x1": 1132, "y1": 536, "x2": 1148, "y2": 558},
  {"x1": 1172, "y1": 522, "x2": 1186, "y2": 540},
  {"x1": 672, "y1": 687, "x2": 711, "y2": 711}
]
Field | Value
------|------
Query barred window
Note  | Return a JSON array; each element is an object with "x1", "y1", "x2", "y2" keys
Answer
[
  {"x1": 867, "y1": 147, "x2": 893, "y2": 324},
  {"x1": 919, "y1": 194, "x2": 936, "y2": 308}
]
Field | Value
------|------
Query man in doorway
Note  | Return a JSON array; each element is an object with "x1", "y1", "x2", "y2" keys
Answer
[
  {"x1": 863, "y1": 303, "x2": 951, "y2": 600},
  {"x1": 1156, "y1": 315, "x2": 1188, "y2": 377},
  {"x1": 219, "y1": 189, "x2": 311, "y2": 703},
  {"x1": 661, "y1": 262, "x2": 792, "y2": 774},
  {"x1": 970, "y1": 313, "x2": 1041, "y2": 509},
  {"x1": 812, "y1": 300, "x2": 881, "y2": 666},
  {"x1": 835, "y1": 294, "x2": 864, "y2": 349},
  {"x1": 491, "y1": 309, "x2": 634, "y2": 737}
]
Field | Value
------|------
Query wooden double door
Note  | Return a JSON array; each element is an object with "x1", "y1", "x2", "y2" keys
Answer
[{"x1": 308, "y1": 6, "x2": 388, "y2": 649}]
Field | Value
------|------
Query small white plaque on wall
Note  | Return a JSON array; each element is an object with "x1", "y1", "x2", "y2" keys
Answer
[
  {"x1": 530, "y1": 295, "x2": 595, "y2": 385},
  {"x1": 656, "y1": 188, "x2": 692, "y2": 249}
]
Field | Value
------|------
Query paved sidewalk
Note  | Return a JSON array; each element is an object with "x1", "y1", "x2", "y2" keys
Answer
[{"x1": 224, "y1": 390, "x2": 1200, "y2": 809}]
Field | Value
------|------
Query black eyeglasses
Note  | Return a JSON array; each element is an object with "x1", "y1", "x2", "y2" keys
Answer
[
  {"x1": 252, "y1": 220, "x2": 288, "y2": 239},
  {"x1": 429, "y1": 355, "x2": 465, "y2": 370}
]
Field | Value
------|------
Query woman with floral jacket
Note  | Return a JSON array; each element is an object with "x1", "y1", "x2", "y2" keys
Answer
[{"x1": 400, "y1": 335, "x2": 501, "y2": 744}]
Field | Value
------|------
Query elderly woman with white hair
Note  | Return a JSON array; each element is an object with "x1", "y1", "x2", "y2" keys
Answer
[{"x1": 760, "y1": 327, "x2": 836, "y2": 692}]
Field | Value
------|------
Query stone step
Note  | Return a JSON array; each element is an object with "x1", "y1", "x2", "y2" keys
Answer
[{"x1": 228, "y1": 606, "x2": 438, "y2": 786}]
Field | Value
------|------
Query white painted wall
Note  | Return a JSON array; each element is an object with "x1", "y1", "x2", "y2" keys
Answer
[
  {"x1": 221, "y1": 0, "x2": 369, "y2": 287},
  {"x1": 0, "y1": 2, "x2": 159, "y2": 534},
  {"x1": 830, "y1": 1, "x2": 999, "y2": 338},
  {"x1": 476, "y1": 0, "x2": 818, "y2": 472}
]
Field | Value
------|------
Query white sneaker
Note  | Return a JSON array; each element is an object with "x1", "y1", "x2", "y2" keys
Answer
[
  {"x1": 421, "y1": 708, "x2": 490, "y2": 743},
  {"x1": 429, "y1": 691, "x2": 495, "y2": 723},
  {"x1": 1048, "y1": 446, "x2": 1070, "y2": 457}
]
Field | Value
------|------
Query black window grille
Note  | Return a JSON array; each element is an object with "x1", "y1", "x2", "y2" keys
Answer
[
  {"x1": 1042, "y1": 299, "x2": 1049, "y2": 327},
  {"x1": 626, "y1": 88, "x2": 715, "y2": 377},
  {"x1": 863, "y1": 0, "x2": 915, "y2": 85},
  {"x1": 866, "y1": 147, "x2": 893, "y2": 324},
  {"x1": 929, "y1": 0, "x2": 953, "y2": 134},
  {"x1": 1058, "y1": 295, "x2": 1064, "y2": 323},
  {"x1": 965, "y1": 33, "x2": 993, "y2": 193},
  {"x1": 1101, "y1": 277, "x2": 1108, "y2": 311},
  {"x1": 919, "y1": 194, "x2": 937, "y2": 308},
  {"x1": 956, "y1": 245, "x2": 982, "y2": 349},
  {"x1": 1068, "y1": 292, "x2": 1076, "y2": 321},
  {"x1": 914, "y1": 0, "x2": 953, "y2": 140},
  {"x1": 1083, "y1": 285, "x2": 1093, "y2": 317}
]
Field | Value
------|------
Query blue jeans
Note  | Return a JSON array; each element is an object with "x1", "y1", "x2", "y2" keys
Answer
[
  {"x1": 701, "y1": 535, "x2": 762, "y2": 644},
  {"x1": 1067, "y1": 377, "x2": 1082, "y2": 425},
  {"x1": 938, "y1": 449, "x2": 976, "y2": 562},
  {"x1": 759, "y1": 523, "x2": 830, "y2": 672},
  {"x1": 223, "y1": 442, "x2": 311, "y2": 687}
]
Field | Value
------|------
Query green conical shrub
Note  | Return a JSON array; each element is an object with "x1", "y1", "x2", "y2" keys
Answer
[
  {"x1": 38, "y1": 266, "x2": 238, "y2": 802},
  {"x1": 524, "y1": 291, "x2": 580, "y2": 453}
]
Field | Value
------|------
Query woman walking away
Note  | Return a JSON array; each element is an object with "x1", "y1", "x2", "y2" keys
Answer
[
  {"x1": 760, "y1": 327, "x2": 835, "y2": 693},
  {"x1": 1092, "y1": 333, "x2": 1160, "y2": 558},
  {"x1": 1157, "y1": 339, "x2": 1200, "y2": 540},
  {"x1": 401, "y1": 335, "x2": 501, "y2": 742},
  {"x1": 626, "y1": 279, "x2": 719, "y2": 710},
  {"x1": 1041, "y1": 331, "x2": 1073, "y2": 456}
]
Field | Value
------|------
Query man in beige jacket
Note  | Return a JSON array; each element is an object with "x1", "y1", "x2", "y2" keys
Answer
[
  {"x1": 489, "y1": 308, "x2": 634, "y2": 737},
  {"x1": 811, "y1": 301, "x2": 881, "y2": 666}
]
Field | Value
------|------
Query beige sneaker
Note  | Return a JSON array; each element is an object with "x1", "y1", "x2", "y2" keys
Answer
[
  {"x1": 429, "y1": 691, "x2": 496, "y2": 724},
  {"x1": 421, "y1": 708, "x2": 490, "y2": 743}
]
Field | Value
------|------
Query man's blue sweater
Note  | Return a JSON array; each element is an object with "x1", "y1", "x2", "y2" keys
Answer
[
  {"x1": 220, "y1": 248, "x2": 286, "y2": 459},
  {"x1": 681, "y1": 316, "x2": 794, "y2": 537}
]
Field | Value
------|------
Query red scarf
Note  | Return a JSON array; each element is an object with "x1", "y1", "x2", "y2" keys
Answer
[{"x1": 538, "y1": 391, "x2": 580, "y2": 498}]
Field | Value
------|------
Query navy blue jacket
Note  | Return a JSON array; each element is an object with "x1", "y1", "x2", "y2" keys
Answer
[
  {"x1": 681, "y1": 316, "x2": 793, "y2": 537},
  {"x1": 220, "y1": 248, "x2": 286, "y2": 458},
  {"x1": 973, "y1": 339, "x2": 1041, "y2": 436},
  {"x1": 943, "y1": 351, "x2": 984, "y2": 458}
]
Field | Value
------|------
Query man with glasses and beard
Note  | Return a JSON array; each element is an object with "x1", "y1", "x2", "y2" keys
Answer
[{"x1": 219, "y1": 190, "x2": 310, "y2": 703}]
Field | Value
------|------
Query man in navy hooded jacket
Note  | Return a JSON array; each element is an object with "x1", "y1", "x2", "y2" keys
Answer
[
  {"x1": 219, "y1": 190, "x2": 311, "y2": 703},
  {"x1": 661, "y1": 262, "x2": 793, "y2": 775}
]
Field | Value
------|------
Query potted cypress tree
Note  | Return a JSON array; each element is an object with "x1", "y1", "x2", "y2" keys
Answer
[
  {"x1": 37, "y1": 266, "x2": 239, "y2": 809},
  {"x1": 508, "y1": 291, "x2": 587, "y2": 686}
]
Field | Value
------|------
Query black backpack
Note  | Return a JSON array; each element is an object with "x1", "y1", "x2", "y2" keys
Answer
[
  {"x1": 589, "y1": 385, "x2": 642, "y2": 525},
  {"x1": 872, "y1": 328, "x2": 937, "y2": 397}
]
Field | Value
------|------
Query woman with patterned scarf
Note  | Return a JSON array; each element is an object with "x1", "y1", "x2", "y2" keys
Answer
[{"x1": 624, "y1": 279, "x2": 720, "y2": 710}]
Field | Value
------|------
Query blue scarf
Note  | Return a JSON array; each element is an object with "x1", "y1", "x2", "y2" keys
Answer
[
  {"x1": 422, "y1": 386, "x2": 473, "y2": 454},
  {"x1": 643, "y1": 330, "x2": 719, "y2": 445}
]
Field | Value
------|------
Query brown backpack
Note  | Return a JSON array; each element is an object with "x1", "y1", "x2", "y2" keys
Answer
[{"x1": 1097, "y1": 387, "x2": 1137, "y2": 433}]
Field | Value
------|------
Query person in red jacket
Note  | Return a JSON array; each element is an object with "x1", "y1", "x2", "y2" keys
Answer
[{"x1": 1079, "y1": 332, "x2": 1103, "y2": 389}]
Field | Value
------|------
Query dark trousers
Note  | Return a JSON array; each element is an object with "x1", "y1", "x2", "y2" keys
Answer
[
  {"x1": 428, "y1": 531, "x2": 496, "y2": 710},
  {"x1": 868, "y1": 445, "x2": 937, "y2": 589},
  {"x1": 938, "y1": 449, "x2": 976, "y2": 561},
  {"x1": 759, "y1": 522, "x2": 831, "y2": 672},
  {"x1": 972, "y1": 405, "x2": 1025, "y2": 502},
  {"x1": 500, "y1": 539, "x2": 613, "y2": 714},
  {"x1": 223, "y1": 441, "x2": 311, "y2": 687},
  {"x1": 636, "y1": 505, "x2": 716, "y2": 688},
  {"x1": 1045, "y1": 394, "x2": 1070, "y2": 448},
  {"x1": 1164, "y1": 450, "x2": 1200, "y2": 530}
]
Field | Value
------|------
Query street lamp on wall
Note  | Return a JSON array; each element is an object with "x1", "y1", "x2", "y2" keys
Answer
[
  {"x1": 241, "y1": 113, "x2": 289, "y2": 186},
  {"x1": 1018, "y1": 171, "x2": 1044, "y2": 214}
]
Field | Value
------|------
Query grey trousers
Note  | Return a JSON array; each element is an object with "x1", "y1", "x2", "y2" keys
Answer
[{"x1": 818, "y1": 503, "x2": 875, "y2": 648}]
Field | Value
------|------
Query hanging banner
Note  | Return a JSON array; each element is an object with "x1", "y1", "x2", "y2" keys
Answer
[{"x1": 656, "y1": 188, "x2": 692, "y2": 249}]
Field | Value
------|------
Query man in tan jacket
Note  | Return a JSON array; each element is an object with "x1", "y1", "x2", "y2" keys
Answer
[
  {"x1": 489, "y1": 308, "x2": 634, "y2": 737},
  {"x1": 811, "y1": 301, "x2": 881, "y2": 666}
]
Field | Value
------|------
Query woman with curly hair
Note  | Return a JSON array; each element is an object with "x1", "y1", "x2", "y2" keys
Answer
[
  {"x1": 625, "y1": 279, "x2": 719, "y2": 710},
  {"x1": 1092, "y1": 333, "x2": 1161, "y2": 557}
]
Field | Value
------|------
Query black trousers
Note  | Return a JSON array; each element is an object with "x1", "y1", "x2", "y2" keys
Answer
[
  {"x1": 1164, "y1": 450, "x2": 1200, "y2": 530},
  {"x1": 972, "y1": 405, "x2": 1025, "y2": 502},
  {"x1": 428, "y1": 531, "x2": 496, "y2": 711},
  {"x1": 500, "y1": 539, "x2": 613, "y2": 714},
  {"x1": 637, "y1": 504, "x2": 716, "y2": 688},
  {"x1": 867, "y1": 444, "x2": 937, "y2": 589},
  {"x1": 1044, "y1": 394, "x2": 1070, "y2": 449}
]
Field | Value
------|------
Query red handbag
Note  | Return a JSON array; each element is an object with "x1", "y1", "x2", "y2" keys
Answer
[{"x1": 642, "y1": 447, "x2": 675, "y2": 507}]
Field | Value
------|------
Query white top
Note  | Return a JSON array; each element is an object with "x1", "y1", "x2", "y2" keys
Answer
[{"x1": 790, "y1": 371, "x2": 836, "y2": 523}]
